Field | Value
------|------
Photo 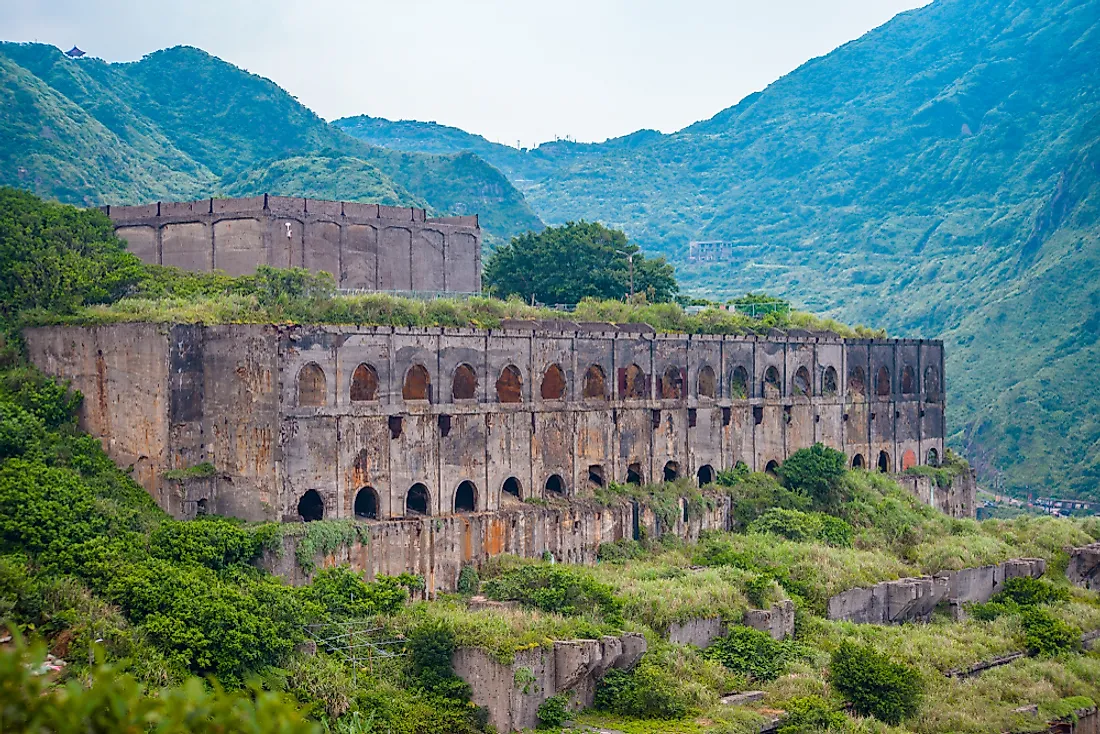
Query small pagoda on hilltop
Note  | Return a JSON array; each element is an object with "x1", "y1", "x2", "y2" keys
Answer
[{"x1": 64, "y1": 46, "x2": 86, "y2": 58}]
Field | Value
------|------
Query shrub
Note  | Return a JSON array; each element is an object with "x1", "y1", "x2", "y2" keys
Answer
[
  {"x1": 1021, "y1": 608, "x2": 1081, "y2": 657},
  {"x1": 482, "y1": 564, "x2": 623, "y2": 624},
  {"x1": 702, "y1": 627, "x2": 787, "y2": 682},
  {"x1": 997, "y1": 576, "x2": 1070, "y2": 607},
  {"x1": 297, "y1": 567, "x2": 410, "y2": 620},
  {"x1": 150, "y1": 518, "x2": 262, "y2": 570},
  {"x1": 537, "y1": 692, "x2": 571, "y2": 729},
  {"x1": 456, "y1": 564, "x2": 480, "y2": 595},
  {"x1": 830, "y1": 641, "x2": 923, "y2": 725},
  {"x1": 778, "y1": 444, "x2": 847, "y2": 507},
  {"x1": 722, "y1": 472, "x2": 813, "y2": 528},
  {"x1": 777, "y1": 695, "x2": 847, "y2": 734},
  {"x1": 593, "y1": 662, "x2": 693, "y2": 720},
  {"x1": 747, "y1": 508, "x2": 853, "y2": 547},
  {"x1": 597, "y1": 538, "x2": 647, "y2": 563},
  {"x1": 818, "y1": 514, "x2": 854, "y2": 547},
  {"x1": 407, "y1": 619, "x2": 471, "y2": 701}
]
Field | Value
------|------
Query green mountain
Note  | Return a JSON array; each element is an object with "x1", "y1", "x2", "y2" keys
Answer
[
  {"x1": 335, "y1": 0, "x2": 1100, "y2": 500},
  {"x1": 0, "y1": 43, "x2": 542, "y2": 241}
]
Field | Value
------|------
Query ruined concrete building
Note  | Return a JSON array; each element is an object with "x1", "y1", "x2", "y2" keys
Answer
[
  {"x1": 105, "y1": 195, "x2": 482, "y2": 293},
  {"x1": 25, "y1": 322, "x2": 949, "y2": 524}
]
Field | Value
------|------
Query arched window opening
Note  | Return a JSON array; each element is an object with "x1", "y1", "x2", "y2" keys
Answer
[
  {"x1": 297, "y1": 363, "x2": 326, "y2": 407},
  {"x1": 583, "y1": 365, "x2": 607, "y2": 400},
  {"x1": 852, "y1": 454, "x2": 865, "y2": 469},
  {"x1": 822, "y1": 366, "x2": 839, "y2": 397},
  {"x1": 406, "y1": 483, "x2": 430, "y2": 516},
  {"x1": 848, "y1": 366, "x2": 866, "y2": 399},
  {"x1": 877, "y1": 450, "x2": 890, "y2": 473},
  {"x1": 354, "y1": 486, "x2": 379, "y2": 519},
  {"x1": 924, "y1": 366, "x2": 941, "y2": 402},
  {"x1": 502, "y1": 477, "x2": 522, "y2": 501},
  {"x1": 730, "y1": 366, "x2": 749, "y2": 399},
  {"x1": 402, "y1": 364, "x2": 431, "y2": 402},
  {"x1": 793, "y1": 366, "x2": 812, "y2": 397},
  {"x1": 541, "y1": 364, "x2": 567, "y2": 400},
  {"x1": 588, "y1": 465, "x2": 606, "y2": 488},
  {"x1": 453, "y1": 364, "x2": 478, "y2": 401},
  {"x1": 927, "y1": 448, "x2": 940, "y2": 467},
  {"x1": 762, "y1": 366, "x2": 782, "y2": 399},
  {"x1": 697, "y1": 366, "x2": 717, "y2": 399},
  {"x1": 545, "y1": 474, "x2": 566, "y2": 496},
  {"x1": 496, "y1": 364, "x2": 523, "y2": 403},
  {"x1": 901, "y1": 365, "x2": 917, "y2": 395},
  {"x1": 626, "y1": 463, "x2": 643, "y2": 485},
  {"x1": 297, "y1": 489, "x2": 324, "y2": 522},
  {"x1": 659, "y1": 366, "x2": 684, "y2": 399},
  {"x1": 876, "y1": 366, "x2": 891, "y2": 397},
  {"x1": 196, "y1": 498, "x2": 208, "y2": 516},
  {"x1": 454, "y1": 481, "x2": 477, "y2": 513},
  {"x1": 764, "y1": 460, "x2": 780, "y2": 476},
  {"x1": 350, "y1": 363, "x2": 379, "y2": 402},
  {"x1": 624, "y1": 364, "x2": 648, "y2": 400},
  {"x1": 901, "y1": 449, "x2": 917, "y2": 471},
  {"x1": 663, "y1": 461, "x2": 680, "y2": 482},
  {"x1": 697, "y1": 464, "x2": 715, "y2": 487}
]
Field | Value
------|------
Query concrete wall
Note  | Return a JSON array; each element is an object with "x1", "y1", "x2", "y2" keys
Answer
[
  {"x1": 105, "y1": 196, "x2": 482, "y2": 293},
  {"x1": 24, "y1": 323, "x2": 953, "y2": 525},
  {"x1": 1069, "y1": 543, "x2": 1100, "y2": 590}
]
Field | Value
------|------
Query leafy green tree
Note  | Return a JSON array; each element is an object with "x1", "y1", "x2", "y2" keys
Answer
[
  {"x1": 484, "y1": 221, "x2": 678, "y2": 304},
  {"x1": 0, "y1": 187, "x2": 144, "y2": 327},
  {"x1": 778, "y1": 443, "x2": 848, "y2": 507},
  {"x1": 702, "y1": 627, "x2": 789, "y2": 682},
  {"x1": 830, "y1": 641, "x2": 923, "y2": 725}
]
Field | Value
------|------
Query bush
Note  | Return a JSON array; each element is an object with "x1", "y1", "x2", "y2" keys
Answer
[
  {"x1": 407, "y1": 619, "x2": 471, "y2": 701},
  {"x1": 482, "y1": 564, "x2": 623, "y2": 624},
  {"x1": 1021, "y1": 608, "x2": 1081, "y2": 657},
  {"x1": 537, "y1": 692, "x2": 571, "y2": 729},
  {"x1": 830, "y1": 641, "x2": 923, "y2": 725},
  {"x1": 998, "y1": 576, "x2": 1070, "y2": 607},
  {"x1": 597, "y1": 538, "x2": 647, "y2": 563},
  {"x1": 722, "y1": 472, "x2": 813, "y2": 528},
  {"x1": 456, "y1": 564, "x2": 480, "y2": 595},
  {"x1": 297, "y1": 567, "x2": 410, "y2": 620},
  {"x1": 777, "y1": 695, "x2": 847, "y2": 734},
  {"x1": 778, "y1": 444, "x2": 847, "y2": 507},
  {"x1": 593, "y1": 662, "x2": 693, "y2": 720},
  {"x1": 747, "y1": 508, "x2": 853, "y2": 547},
  {"x1": 150, "y1": 518, "x2": 262, "y2": 570},
  {"x1": 702, "y1": 627, "x2": 787, "y2": 682}
]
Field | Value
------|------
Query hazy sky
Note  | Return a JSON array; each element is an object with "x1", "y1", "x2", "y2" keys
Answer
[{"x1": 4, "y1": 0, "x2": 929, "y2": 146}]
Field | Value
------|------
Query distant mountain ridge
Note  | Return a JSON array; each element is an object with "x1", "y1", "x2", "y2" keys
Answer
[
  {"x1": 335, "y1": 0, "x2": 1100, "y2": 500},
  {"x1": 0, "y1": 43, "x2": 543, "y2": 242}
]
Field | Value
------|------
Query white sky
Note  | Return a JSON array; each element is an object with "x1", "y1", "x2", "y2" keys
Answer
[{"x1": 4, "y1": 0, "x2": 929, "y2": 146}]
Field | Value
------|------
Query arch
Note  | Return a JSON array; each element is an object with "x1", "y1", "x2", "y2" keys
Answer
[
  {"x1": 454, "y1": 481, "x2": 477, "y2": 513},
  {"x1": 924, "y1": 365, "x2": 941, "y2": 402},
  {"x1": 588, "y1": 465, "x2": 606, "y2": 488},
  {"x1": 876, "y1": 366, "x2": 891, "y2": 397},
  {"x1": 496, "y1": 364, "x2": 523, "y2": 403},
  {"x1": 877, "y1": 450, "x2": 890, "y2": 473},
  {"x1": 697, "y1": 464, "x2": 715, "y2": 487},
  {"x1": 659, "y1": 365, "x2": 684, "y2": 399},
  {"x1": 545, "y1": 474, "x2": 566, "y2": 496},
  {"x1": 402, "y1": 364, "x2": 431, "y2": 402},
  {"x1": 297, "y1": 489, "x2": 324, "y2": 522},
  {"x1": 793, "y1": 366, "x2": 812, "y2": 397},
  {"x1": 822, "y1": 366, "x2": 839, "y2": 397},
  {"x1": 196, "y1": 498, "x2": 208, "y2": 516},
  {"x1": 729, "y1": 365, "x2": 750, "y2": 399},
  {"x1": 583, "y1": 364, "x2": 607, "y2": 400},
  {"x1": 663, "y1": 461, "x2": 680, "y2": 482},
  {"x1": 901, "y1": 365, "x2": 917, "y2": 395},
  {"x1": 353, "y1": 486, "x2": 379, "y2": 519},
  {"x1": 406, "y1": 483, "x2": 430, "y2": 516},
  {"x1": 762, "y1": 366, "x2": 781, "y2": 399},
  {"x1": 764, "y1": 460, "x2": 780, "y2": 476},
  {"x1": 350, "y1": 363, "x2": 379, "y2": 402},
  {"x1": 851, "y1": 454, "x2": 865, "y2": 469},
  {"x1": 453, "y1": 363, "x2": 478, "y2": 401},
  {"x1": 502, "y1": 476, "x2": 522, "y2": 501},
  {"x1": 848, "y1": 366, "x2": 866, "y2": 399},
  {"x1": 297, "y1": 363, "x2": 326, "y2": 407},
  {"x1": 697, "y1": 365, "x2": 717, "y2": 399},
  {"x1": 927, "y1": 448, "x2": 940, "y2": 467},
  {"x1": 624, "y1": 364, "x2": 648, "y2": 400},
  {"x1": 626, "y1": 463, "x2": 643, "y2": 485},
  {"x1": 541, "y1": 363, "x2": 567, "y2": 400},
  {"x1": 901, "y1": 449, "x2": 917, "y2": 471}
]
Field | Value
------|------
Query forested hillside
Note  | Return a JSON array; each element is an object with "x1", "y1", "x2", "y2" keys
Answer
[
  {"x1": 0, "y1": 43, "x2": 542, "y2": 242},
  {"x1": 336, "y1": 0, "x2": 1100, "y2": 500}
]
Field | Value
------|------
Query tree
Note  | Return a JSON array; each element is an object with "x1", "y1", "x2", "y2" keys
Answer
[
  {"x1": 483, "y1": 221, "x2": 678, "y2": 304},
  {"x1": 777, "y1": 443, "x2": 848, "y2": 507},
  {"x1": 830, "y1": 641, "x2": 923, "y2": 725}
]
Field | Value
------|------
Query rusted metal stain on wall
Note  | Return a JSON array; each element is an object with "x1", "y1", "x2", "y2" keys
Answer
[
  {"x1": 462, "y1": 517, "x2": 473, "y2": 562},
  {"x1": 485, "y1": 516, "x2": 507, "y2": 556}
]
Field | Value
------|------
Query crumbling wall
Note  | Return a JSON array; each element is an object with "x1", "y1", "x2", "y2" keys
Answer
[
  {"x1": 666, "y1": 600, "x2": 795, "y2": 648},
  {"x1": 1069, "y1": 543, "x2": 1100, "y2": 590},
  {"x1": 451, "y1": 633, "x2": 646, "y2": 732}
]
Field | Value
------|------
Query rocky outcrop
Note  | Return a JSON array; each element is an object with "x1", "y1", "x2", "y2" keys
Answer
[
  {"x1": 826, "y1": 558, "x2": 1046, "y2": 624},
  {"x1": 452, "y1": 633, "x2": 646, "y2": 732},
  {"x1": 1069, "y1": 543, "x2": 1100, "y2": 590}
]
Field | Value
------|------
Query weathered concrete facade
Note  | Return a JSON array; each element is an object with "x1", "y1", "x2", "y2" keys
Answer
[
  {"x1": 105, "y1": 196, "x2": 482, "y2": 293},
  {"x1": 24, "y1": 323, "x2": 950, "y2": 525},
  {"x1": 1069, "y1": 543, "x2": 1100, "y2": 590}
]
